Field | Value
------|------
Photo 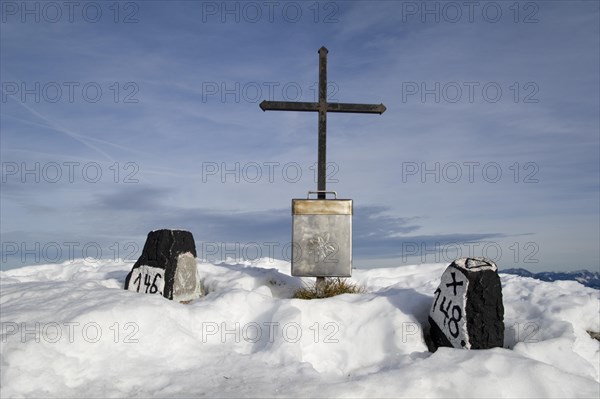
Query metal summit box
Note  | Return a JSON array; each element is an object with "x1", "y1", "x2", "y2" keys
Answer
[{"x1": 291, "y1": 191, "x2": 352, "y2": 277}]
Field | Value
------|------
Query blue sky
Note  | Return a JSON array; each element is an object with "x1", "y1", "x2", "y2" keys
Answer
[{"x1": 1, "y1": 0, "x2": 598, "y2": 272}]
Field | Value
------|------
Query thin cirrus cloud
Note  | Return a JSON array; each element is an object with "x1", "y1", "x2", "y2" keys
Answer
[{"x1": 0, "y1": 1, "x2": 598, "y2": 272}]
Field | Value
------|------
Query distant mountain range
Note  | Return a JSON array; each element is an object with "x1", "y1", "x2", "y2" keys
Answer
[{"x1": 501, "y1": 268, "x2": 600, "y2": 290}]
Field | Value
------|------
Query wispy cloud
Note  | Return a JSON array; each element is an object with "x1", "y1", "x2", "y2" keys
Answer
[{"x1": 1, "y1": 1, "x2": 598, "y2": 272}]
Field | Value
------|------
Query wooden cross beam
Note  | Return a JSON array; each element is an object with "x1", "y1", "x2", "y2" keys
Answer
[{"x1": 260, "y1": 47, "x2": 386, "y2": 199}]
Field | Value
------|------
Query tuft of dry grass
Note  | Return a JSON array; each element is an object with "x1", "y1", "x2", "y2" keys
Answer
[{"x1": 293, "y1": 278, "x2": 366, "y2": 299}]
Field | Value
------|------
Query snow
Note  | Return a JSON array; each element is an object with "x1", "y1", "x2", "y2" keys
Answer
[{"x1": 1, "y1": 258, "x2": 598, "y2": 398}]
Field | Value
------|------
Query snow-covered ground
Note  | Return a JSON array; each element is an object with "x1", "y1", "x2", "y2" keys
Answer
[{"x1": 1, "y1": 259, "x2": 598, "y2": 398}]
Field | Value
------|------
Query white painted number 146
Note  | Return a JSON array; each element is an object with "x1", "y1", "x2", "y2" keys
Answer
[{"x1": 133, "y1": 272, "x2": 162, "y2": 294}]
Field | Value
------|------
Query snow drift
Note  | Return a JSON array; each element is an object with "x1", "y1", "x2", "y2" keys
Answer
[{"x1": 1, "y1": 259, "x2": 598, "y2": 398}]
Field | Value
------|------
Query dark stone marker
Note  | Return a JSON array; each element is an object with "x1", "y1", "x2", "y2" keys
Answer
[
  {"x1": 428, "y1": 257, "x2": 504, "y2": 350},
  {"x1": 124, "y1": 229, "x2": 202, "y2": 302}
]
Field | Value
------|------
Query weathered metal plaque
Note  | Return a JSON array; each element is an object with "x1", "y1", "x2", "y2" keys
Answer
[{"x1": 291, "y1": 192, "x2": 352, "y2": 277}]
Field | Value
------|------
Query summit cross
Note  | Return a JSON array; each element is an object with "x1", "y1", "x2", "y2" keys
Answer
[{"x1": 260, "y1": 46, "x2": 386, "y2": 199}]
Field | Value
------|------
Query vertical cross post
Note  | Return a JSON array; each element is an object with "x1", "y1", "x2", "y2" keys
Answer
[
  {"x1": 260, "y1": 47, "x2": 386, "y2": 297},
  {"x1": 318, "y1": 47, "x2": 328, "y2": 200},
  {"x1": 316, "y1": 48, "x2": 328, "y2": 296}
]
